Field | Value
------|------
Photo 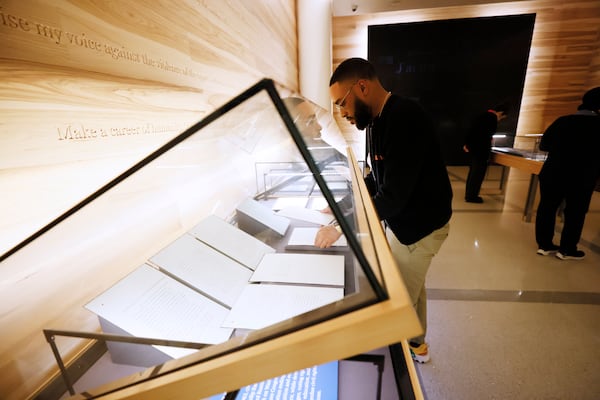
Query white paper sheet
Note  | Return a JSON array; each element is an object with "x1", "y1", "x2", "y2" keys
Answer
[
  {"x1": 276, "y1": 206, "x2": 334, "y2": 226},
  {"x1": 222, "y1": 284, "x2": 344, "y2": 330},
  {"x1": 271, "y1": 197, "x2": 308, "y2": 210},
  {"x1": 287, "y1": 227, "x2": 347, "y2": 247},
  {"x1": 189, "y1": 214, "x2": 275, "y2": 270},
  {"x1": 309, "y1": 197, "x2": 329, "y2": 211},
  {"x1": 324, "y1": 181, "x2": 348, "y2": 190},
  {"x1": 250, "y1": 253, "x2": 344, "y2": 286},
  {"x1": 150, "y1": 234, "x2": 252, "y2": 307},
  {"x1": 331, "y1": 165, "x2": 351, "y2": 181},
  {"x1": 85, "y1": 265, "x2": 233, "y2": 358},
  {"x1": 236, "y1": 197, "x2": 290, "y2": 235}
]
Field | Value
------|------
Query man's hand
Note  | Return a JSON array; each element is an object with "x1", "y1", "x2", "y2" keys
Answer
[{"x1": 314, "y1": 225, "x2": 342, "y2": 248}]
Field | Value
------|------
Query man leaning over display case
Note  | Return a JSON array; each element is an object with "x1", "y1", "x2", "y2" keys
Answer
[
  {"x1": 314, "y1": 57, "x2": 453, "y2": 364},
  {"x1": 462, "y1": 102, "x2": 509, "y2": 203},
  {"x1": 535, "y1": 86, "x2": 600, "y2": 260}
]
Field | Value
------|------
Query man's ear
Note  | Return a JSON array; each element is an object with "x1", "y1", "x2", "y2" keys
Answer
[{"x1": 355, "y1": 80, "x2": 367, "y2": 98}]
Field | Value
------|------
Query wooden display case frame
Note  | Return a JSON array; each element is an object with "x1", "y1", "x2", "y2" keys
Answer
[{"x1": 62, "y1": 145, "x2": 423, "y2": 399}]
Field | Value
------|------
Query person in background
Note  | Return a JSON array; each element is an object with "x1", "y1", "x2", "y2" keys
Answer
[
  {"x1": 283, "y1": 96, "x2": 348, "y2": 158},
  {"x1": 315, "y1": 58, "x2": 453, "y2": 364},
  {"x1": 282, "y1": 96, "x2": 324, "y2": 148},
  {"x1": 535, "y1": 87, "x2": 600, "y2": 260},
  {"x1": 462, "y1": 103, "x2": 510, "y2": 203}
]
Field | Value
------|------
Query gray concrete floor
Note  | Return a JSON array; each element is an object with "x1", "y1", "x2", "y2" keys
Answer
[{"x1": 415, "y1": 166, "x2": 600, "y2": 400}]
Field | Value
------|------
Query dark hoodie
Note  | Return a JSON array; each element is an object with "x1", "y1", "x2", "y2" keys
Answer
[{"x1": 365, "y1": 95, "x2": 453, "y2": 245}]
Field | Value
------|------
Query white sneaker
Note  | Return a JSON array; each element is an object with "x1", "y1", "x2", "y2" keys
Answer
[{"x1": 409, "y1": 342, "x2": 430, "y2": 364}]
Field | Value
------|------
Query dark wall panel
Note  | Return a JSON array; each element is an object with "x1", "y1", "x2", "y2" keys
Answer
[{"x1": 368, "y1": 14, "x2": 535, "y2": 165}]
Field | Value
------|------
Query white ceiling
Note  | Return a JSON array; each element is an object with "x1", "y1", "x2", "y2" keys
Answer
[{"x1": 331, "y1": 0, "x2": 529, "y2": 16}]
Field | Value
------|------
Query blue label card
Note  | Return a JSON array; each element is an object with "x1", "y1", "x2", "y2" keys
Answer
[{"x1": 209, "y1": 361, "x2": 339, "y2": 400}]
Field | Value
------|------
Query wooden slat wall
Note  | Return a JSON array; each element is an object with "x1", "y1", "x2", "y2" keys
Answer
[
  {"x1": 0, "y1": 1, "x2": 297, "y2": 399},
  {"x1": 331, "y1": 0, "x2": 600, "y2": 149}
]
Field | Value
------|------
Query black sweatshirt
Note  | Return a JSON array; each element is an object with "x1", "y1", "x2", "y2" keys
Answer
[
  {"x1": 463, "y1": 110, "x2": 498, "y2": 158},
  {"x1": 539, "y1": 110, "x2": 600, "y2": 186},
  {"x1": 365, "y1": 95, "x2": 453, "y2": 245}
]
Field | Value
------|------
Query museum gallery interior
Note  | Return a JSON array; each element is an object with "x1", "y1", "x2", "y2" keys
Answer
[{"x1": 0, "y1": 1, "x2": 598, "y2": 399}]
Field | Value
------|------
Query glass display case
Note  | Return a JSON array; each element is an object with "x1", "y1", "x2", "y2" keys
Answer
[{"x1": 1, "y1": 79, "x2": 423, "y2": 399}]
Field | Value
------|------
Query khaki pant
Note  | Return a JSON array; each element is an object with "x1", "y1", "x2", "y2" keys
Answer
[{"x1": 386, "y1": 223, "x2": 450, "y2": 345}]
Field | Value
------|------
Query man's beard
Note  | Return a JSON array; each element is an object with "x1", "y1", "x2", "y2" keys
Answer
[{"x1": 354, "y1": 97, "x2": 373, "y2": 130}]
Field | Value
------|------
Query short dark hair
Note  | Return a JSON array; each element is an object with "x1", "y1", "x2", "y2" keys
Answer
[
  {"x1": 579, "y1": 86, "x2": 600, "y2": 111},
  {"x1": 329, "y1": 57, "x2": 378, "y2": 86}
]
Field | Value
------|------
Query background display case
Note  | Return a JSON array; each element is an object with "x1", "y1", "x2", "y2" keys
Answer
[{"x1": 1, "y1": 79, "x2": 423, "y2": 399}]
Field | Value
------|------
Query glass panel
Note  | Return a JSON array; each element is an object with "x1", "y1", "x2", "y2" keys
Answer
[{"x1": 0, "y1": 79, "x2": 387, "y2": 396}]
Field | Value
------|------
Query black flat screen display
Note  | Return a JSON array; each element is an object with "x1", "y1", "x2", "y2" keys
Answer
[{"x1": 368, "y1": 13, "x2": 536, "y2": 165}]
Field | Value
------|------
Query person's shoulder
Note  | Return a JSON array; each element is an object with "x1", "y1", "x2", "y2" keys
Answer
[
  {"x1": 551, "y1": 113, "x2": 597, "y2": 125},
  {"x1": 389, "y1": 95, "x2": 425, "y2": 113}
]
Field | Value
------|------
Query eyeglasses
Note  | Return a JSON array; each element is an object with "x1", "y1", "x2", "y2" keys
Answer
[{"x1": 335, "y1": 81, "x2": 358, "y2": 110}]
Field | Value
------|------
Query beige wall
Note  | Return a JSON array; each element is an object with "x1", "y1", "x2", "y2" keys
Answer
[
  {"x1": 0, "y1": 1, "x2": 297, "y2": 399},
  {"x1": 0, "y1": 0, "x2": 298, "y2": 256},
  {"x1": 331, "y1": 0, "x2": 600, "y2": 150}
]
